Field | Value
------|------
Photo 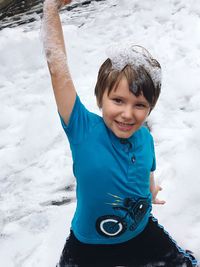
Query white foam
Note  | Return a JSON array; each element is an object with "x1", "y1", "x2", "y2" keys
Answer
[
  {"x1": 41, "y1": 0, "x2": 70, "y2": 75},
  {"x1": 106, "y1": 43, "x2": 162, "y2": 89},
  {"x1": 1, "y1": 0, "x2": 200, "y2": 266}
]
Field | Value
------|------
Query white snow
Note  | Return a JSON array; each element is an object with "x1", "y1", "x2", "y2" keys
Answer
[{"x1": 0, "y1": 0, "x2": 200, "y2": 266}]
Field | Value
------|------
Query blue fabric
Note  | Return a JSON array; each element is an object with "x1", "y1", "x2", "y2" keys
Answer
[{"x1": 59, "y1": 95, "x2": 156, "y2": 244}]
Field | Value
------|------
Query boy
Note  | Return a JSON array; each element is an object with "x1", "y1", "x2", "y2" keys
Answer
[{"x1": 42, "y1": 0, "x2": 198, "y2": 266}]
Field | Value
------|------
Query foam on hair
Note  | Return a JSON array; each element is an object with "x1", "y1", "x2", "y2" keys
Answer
[{"x1": 106, "y1": 43, "x2": 161, "y2": 90}]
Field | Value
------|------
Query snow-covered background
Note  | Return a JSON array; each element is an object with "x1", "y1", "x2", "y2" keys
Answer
[{"x1": 0, "y1": 0, "x2": 200, "y2": 266}]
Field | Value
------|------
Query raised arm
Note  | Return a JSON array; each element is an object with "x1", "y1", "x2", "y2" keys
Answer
[{"x1": 42, "y1": 0, "x2": 76, "y2": 124}]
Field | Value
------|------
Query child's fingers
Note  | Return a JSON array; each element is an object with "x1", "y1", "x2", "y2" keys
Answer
[
  {"x1": 153, "y1": 185, "x2": 162, "y2": 198},
  {"x1": 153, "y1": 198, "x2": 166, "y2": 205},
  {"x1": 44, "y1": 0, "x2": 72, "y2": 10},
  {"x1": 157, "y1": 185, "x2": 162, "y2": 192},
  {"x1": 153, "y1": 186, "x2": 165, "y2": 204},
  {"x1": 64, "y1": 0, "x2": 72, "y2": 4},
  {"x1": 55, "y1": 0, "x2": 72, "y2": 9},
  {"x1": 62, "y1": 0, "x2": 72, "y2": 6}
]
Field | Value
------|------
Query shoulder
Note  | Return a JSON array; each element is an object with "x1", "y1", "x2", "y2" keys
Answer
[
  {"x1": 136, "y1": 125, "x2": 152, "y2": 139},
  {"x1": 133, "y1": 125, "x2": 155, "y2": 146},
  {"x1": 59, "y1": 94, "x2": 104, "y2": 144},
  {"x1": 61, "y1": 95, "x2": 101, "y2": 128},
  {"x1": 133, "y1": 126, "x2": 156, "y2": 160}
]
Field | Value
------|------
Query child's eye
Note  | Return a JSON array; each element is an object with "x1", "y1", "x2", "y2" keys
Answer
[
  {"x1": 135, "y1": 103, "x2": 147, "y2": 109},
  {"x1": 113, "y1": 98, "x2": 123, "y2": 104}
]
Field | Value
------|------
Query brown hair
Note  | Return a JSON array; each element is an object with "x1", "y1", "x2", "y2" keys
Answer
[{"x1": 94, "y1": 57, "x2": 161, "y2": 110}]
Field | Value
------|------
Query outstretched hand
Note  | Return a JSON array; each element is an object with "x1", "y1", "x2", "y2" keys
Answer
[
  {"x1": 152, "y1": 185, "x2": 166, "y2": 205},
  {"x1": 57, "y1": 0, "x2": 72, "y2": 9},
  {"x1": 44, "y1": 0, "x2": 72, "y2": 10}
]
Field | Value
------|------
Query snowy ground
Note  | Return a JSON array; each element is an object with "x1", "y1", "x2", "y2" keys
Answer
[{"x1": 0, "y1": 0, "x2": 200, "y2": 266}]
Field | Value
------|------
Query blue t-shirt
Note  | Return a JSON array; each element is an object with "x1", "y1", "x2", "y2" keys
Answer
[{"x1": 59, "y1": 95, "x2": 156, "y2": 244}]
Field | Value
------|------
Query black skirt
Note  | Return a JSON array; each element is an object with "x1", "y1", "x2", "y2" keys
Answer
[{"x1": 57, "y1": 216, "x2": 197, "y2": 267}]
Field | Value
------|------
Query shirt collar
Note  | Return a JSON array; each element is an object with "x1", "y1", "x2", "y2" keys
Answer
[{"x1": 106, "y1": 126, "x2": 138, "y2": 152}]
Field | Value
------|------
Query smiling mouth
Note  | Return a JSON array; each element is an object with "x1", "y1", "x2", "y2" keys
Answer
[
  {"x1": 115, "y1": 120, "x2": 135, "y2": 131},
  {"x1": 115, "y1": 120, "x2": 134, "y2": 126}
]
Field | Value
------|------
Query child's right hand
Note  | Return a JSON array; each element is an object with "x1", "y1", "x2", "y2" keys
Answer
[
  {"x1": 57, "y1": 0, "x2": 72, "y2": 9},
  {"x1": 44, "y1": 0, "x2": 72, "y2": 10}
]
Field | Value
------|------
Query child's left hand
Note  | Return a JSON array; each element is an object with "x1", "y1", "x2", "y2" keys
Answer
[{"x1": 152, "y1": 185, "x2": 166, "y2": 205}]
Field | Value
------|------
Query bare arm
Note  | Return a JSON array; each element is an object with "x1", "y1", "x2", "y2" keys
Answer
[
  {"x1": 42, "y1": 0, "x2": 76, "y2": 124},
  {"x1": 150, "y1": 172, "x2": 165, "y2": 205}
]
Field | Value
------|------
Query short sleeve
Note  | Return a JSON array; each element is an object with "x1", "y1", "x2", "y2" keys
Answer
[
  {"x1": 150, "y1": 135, "x2": 156, "y2": 172},
  {"x1": 59, "y1": 95, "x2": 99, "y2": 145}
]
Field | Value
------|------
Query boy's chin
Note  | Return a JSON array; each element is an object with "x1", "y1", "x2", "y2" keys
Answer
[{"x1": 112, "y1": 129, "x2": 135, "y2": 139}]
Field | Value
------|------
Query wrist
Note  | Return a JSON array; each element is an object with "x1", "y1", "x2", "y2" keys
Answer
[
  {"x1": 151, "y1": 188, "x2": 156, "y2": 199},
  {"x1": 43, "y1": 0, "x2": 61, "y2": 13}
]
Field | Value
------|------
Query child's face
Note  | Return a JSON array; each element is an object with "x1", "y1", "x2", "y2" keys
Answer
[{"x1": 101, "y1": 77, "x2": 151, "y2": 139}]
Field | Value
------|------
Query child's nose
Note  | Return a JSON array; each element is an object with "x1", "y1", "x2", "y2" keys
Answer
[{"x1": 121, "y1": 106, "x2": 133, "y2": 119}]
